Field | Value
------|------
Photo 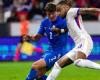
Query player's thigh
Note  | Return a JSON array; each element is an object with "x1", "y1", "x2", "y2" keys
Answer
[
  {"x1": 32, "y1": 59, "x2": 47, "y2": 70},
  {"x1": 76, "y1": 37, "x2": 93, "y2": 58},
  {"x1": 66, "y1": 48, "x2": 87, "y2": 61},
  {"x1": 83, "y1": 37, "x2": 93, "y2": 57},
  {"x1": 66, "y1": 39, "x2": 93, "y2": 61},
  {"x1": 73, "y1": 51, "x2": 86, "y2": 60},
  {"x1": 32, "y1": 59, "x2": 48, "y2": 77}
]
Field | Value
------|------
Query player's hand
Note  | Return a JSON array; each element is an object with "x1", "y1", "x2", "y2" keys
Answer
[{"x1": 51, "y1": 27, "x2": 61, "y2": 34}]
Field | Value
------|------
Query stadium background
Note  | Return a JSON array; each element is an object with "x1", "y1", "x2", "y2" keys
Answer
[{"x1": 0, "y1": 0, "x2": 100, "y2": 80}]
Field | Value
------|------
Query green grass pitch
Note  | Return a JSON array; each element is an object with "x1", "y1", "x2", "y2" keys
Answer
[{"x1": 0, "y1": 61, "x2": 100, "y2": 80}]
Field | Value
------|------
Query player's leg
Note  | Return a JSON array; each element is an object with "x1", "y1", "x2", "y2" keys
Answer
[
  {"x1": 73, "y1": 51, "x2": 100, "y2": 69},
  {"x1": 46, "y1": 48, "x2": 100, "y2": 80},
  {"x1": 73, "y1": 37, "x2": 100, "y2": 69},
  {"x1": 26, "y1": 51, "x2": 62, "y2": 80},
  {"x1": 26, "y1": 59, "x2": 47, "y2": 80},
  {"x1": 46, "y1": 51, "x2": 74, "y2": 80}
]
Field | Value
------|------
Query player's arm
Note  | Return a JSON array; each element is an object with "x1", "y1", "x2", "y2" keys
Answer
[
  {"x1": 23, "y1": 34, "x2": 43, "y2": 42},
  {"x1": 52, "y1": 27, "x2": 68, "y2": 34},
  {"x1": 23, "y1": 20, "x2": 45, "y2": 41},
  {"x1": 51, "y1": 23, "x2": 68, "y2": 34},
  {"x1": 52, "y1": 18, "x2": 68, "y2": 34},
  {"x1": 31, "y1": 20, "x2": 46, "y2": 41},
  {"x1": 79, "y1": 8, "x2": 100, "y2": 14},
  {"x1": 31, "y1": 34, "x2": 43, "y2": 41}
]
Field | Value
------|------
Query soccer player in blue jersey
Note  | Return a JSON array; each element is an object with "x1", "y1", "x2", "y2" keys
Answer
[{"x1": 25, "y1": 2, "x2": 69, "y2": 80}]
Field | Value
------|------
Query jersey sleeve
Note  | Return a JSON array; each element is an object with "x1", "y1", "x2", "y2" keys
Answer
[
  {"x1": 67, "y1": 8, "x2": 80, "y2": 18},
  {"x1": 37, "y1": 21, "x2": 45, "y2": 35}
]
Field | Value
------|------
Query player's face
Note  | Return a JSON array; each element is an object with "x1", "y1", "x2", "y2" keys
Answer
[
  {"x1": 57, "y1": 4, "x2": 70, "y2": 17},
  {"x1": 46, "y1": 11, "x2": 57, "y2": 21}
]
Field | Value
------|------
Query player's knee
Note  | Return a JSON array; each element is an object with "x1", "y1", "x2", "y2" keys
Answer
[
  {"x1": 74, "y1": 59, "x2": 85, "y2": 67},
  {"x1": 32, "y1": 60, "x2": 46, "y2": 70},
  {"x1": 57, "y1": 57, "x2": 73, "y2": 68},
  {"x1": 32, "y1": 63, "x2": 40, "y2": 70}
]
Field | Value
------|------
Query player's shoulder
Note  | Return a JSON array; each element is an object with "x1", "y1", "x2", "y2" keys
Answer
[
  {"x1": 57, "y1": 16, "x2": 67, "y2": 24},
  {"x1": 67, "y1": 8, "x2": 80, "y2": 18},
  {"x1": 69, "y1": 8, "x2": 79, "y2": 11},
  {"x1": 42, "y1": 17, "x2": 49, "y2": 23},
  {"x1": 57, "y1": 16, "x2": 66, "y2": 22},
  {"x1": 68, "y1": 8, "x2": 79, "y2": 14},
  {"x1": 56, "y1": 16, "x2": 67, "y2": 28},
  {"x1": 40, "y1": 17, "x2": 50, "y2": 26}
]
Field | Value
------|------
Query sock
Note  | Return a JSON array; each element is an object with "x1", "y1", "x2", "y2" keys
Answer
[
  {"x1": 46, "y1": 62, "x2": 62, "y2": 80},
  {"x1": 74, "y1": 59, "x2": 100, "y2": 69},
  {"x1": 26, "y1": 69, "x2": 38, "y2": 80}
]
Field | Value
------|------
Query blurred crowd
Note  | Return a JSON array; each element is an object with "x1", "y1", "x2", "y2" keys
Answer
[
  {"x1": 0, "y1": 0, "x2": 100, "y2": 23},
  {"x1": 75, "y1": 0, "x2": 100, "y2": 8}
]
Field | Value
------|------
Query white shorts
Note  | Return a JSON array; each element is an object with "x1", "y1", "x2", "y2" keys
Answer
[{"x1": 66, "y1": 35, "x2": 93, "y2": 60}]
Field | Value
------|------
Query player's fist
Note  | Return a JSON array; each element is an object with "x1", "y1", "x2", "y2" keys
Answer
[{"x1": 51, "y1": 27, "x2": 61, "y2": 34}]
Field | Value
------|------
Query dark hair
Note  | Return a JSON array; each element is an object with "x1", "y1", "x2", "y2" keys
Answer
[
  {"x1": 44, "y1": 2, "x2": 56, "y2": 12},
  {"x1": 57, "y1": 0, "x2": 72, "y2": 7}
]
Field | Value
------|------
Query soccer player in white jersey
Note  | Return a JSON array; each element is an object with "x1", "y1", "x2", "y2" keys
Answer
[{"x1": 46, "y1": 0, "x2": 100, "y2": 80}]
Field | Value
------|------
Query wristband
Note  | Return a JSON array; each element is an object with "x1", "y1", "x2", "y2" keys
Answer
[{"x1": 61, "y1": 29, "x2": 65, "y2": 33}]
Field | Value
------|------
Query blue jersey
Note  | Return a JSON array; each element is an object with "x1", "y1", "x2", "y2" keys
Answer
[
  {"x1": 37, "y1": 16, "x2": 68, "y2": 69},
  {"x1": 38, "y1": 16, "x2": 68, "y2": 53}
]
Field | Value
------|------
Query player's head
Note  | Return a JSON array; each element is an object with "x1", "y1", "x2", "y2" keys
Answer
[
  {"x1": 45, "y1": 2, "x2": 57, "y2": 21},
  {"x1": 56, "y1": 0, "x2": 72, "y2": 17}
]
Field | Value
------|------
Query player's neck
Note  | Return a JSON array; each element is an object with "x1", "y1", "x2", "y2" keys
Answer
[{"x1": 50, "y1": 16, "x2": 57, "y2": 22}]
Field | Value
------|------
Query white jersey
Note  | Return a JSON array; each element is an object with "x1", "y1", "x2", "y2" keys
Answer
[
  {"x1": 65, "y1": 8, "x2": 93, "y2": 58},
  {"x1": 66, "y1": 8, "x2": 90, "y2": 44}
]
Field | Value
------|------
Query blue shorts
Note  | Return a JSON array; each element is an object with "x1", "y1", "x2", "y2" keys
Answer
[{"x1": 42, "y1": 50, "x2": 67, "y2": 70}]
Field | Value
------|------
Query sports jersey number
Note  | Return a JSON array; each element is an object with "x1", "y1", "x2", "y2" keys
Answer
[{"x1": 50, "y1": 32, "x2": 53, "y2": 39}]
